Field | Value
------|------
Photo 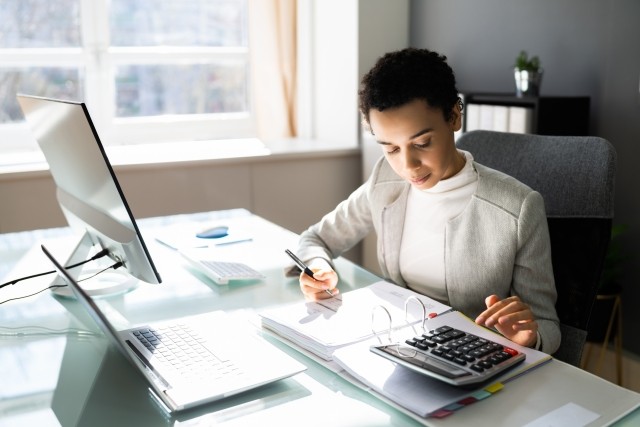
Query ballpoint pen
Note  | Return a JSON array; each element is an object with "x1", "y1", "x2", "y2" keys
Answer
[{"x1": 285, "y1": 249, "x2": 334, "y2": 297}]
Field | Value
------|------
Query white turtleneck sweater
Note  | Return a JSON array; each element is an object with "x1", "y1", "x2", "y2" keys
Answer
[{"x1": 399, "y1": 150, "x2": 478, "y2": 304}]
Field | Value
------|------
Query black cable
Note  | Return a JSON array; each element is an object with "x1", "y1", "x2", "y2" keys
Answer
[
  {"x1": 0, "y1": 260, "x2": 124, "y2": 305},
  {"x1": 75, "y1": 261, "x2": 124, "y2": 283},
  {"x1": 0, "y1": 248, "x2": 110, "y2": 290},
  {"x1": 0, "y1": 285, "x2": 68, "y2": 305}
]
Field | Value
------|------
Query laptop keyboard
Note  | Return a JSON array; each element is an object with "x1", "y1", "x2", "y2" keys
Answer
[
  {"x1": 200, "y1": 260, "x2": 265, "y2": 284},
  {"x1": 370, "y1": 325, "x2": 525, "y2": 386},
  {"x1": 133, "y1": 324, "x2": 243, "y2": 382}
]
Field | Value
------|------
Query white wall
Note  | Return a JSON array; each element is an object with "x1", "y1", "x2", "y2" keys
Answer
[
  {"x1": 300, "y1": 0, "x2": 410, "y2": 275},
  {"x1": 0, "y1": 150, "x2": 362, "y2": 246},
  {"x1": 357, "y1": 0, "x2": 411, "y2": 275}
]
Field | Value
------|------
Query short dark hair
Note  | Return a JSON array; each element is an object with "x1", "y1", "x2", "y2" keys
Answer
[{"x1": 358, "y1": 48, "x2": 462, "y2": 124}]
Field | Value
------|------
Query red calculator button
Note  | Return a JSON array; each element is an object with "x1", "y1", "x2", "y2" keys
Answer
[{"x1": 504, "y1": 347, "x2": 519, "y2": 356}]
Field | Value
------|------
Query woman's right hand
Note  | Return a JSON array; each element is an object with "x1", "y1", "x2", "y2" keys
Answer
[{"x1": 299, "y1": 265, "x2": 339, "y2": 301}]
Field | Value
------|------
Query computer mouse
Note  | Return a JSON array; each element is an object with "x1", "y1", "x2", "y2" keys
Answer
[{"x1": 196, "y1": 225, "x2": 229, "y2": 239}]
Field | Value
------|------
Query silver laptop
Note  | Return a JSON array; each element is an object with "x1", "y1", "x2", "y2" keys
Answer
[{"x1": 41, "y1": 244, "x2": 306, "y2": 413}]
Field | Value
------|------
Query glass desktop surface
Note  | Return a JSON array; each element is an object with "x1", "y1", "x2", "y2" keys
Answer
[
  {"x1": 2, "y1": 209, "x2": 638, "y2": 427},
  {"x1": 0, "y1": 209, "x2": 418, "y2": 427}
]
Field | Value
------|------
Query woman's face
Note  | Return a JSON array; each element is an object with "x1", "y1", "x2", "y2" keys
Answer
[{"x1": 369, "y1": 99, "x2": 463, "y2": 190}]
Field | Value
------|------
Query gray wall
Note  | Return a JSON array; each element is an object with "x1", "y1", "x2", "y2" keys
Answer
[{"x1": 410, "y1": 0, "x2": 640, "y2": 354}]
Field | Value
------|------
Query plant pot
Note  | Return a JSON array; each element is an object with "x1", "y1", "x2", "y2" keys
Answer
[{"x1": 514, "y1": 68, "x2": 543, "y2": 97}]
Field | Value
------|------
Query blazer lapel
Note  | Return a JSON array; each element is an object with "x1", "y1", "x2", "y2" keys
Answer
[{"x1": 381, "y1": 185, "x2": 410, "y2": 285}]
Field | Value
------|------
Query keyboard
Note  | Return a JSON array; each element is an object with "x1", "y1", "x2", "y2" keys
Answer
[
  {"x1": 132, "y1": 323, "x2": 243, "y2": 383},
  {"x1": 370, "y1": 325, "x2": 525, "y2": 386},
  {"x1": 199, "y1": 260, "x2": 265, "y2": 285}
]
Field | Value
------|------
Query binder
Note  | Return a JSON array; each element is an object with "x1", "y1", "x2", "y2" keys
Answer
[
  {"x1": 259, "y1": 280, "x2": 552, "y2": 420},
  {"x1": 332, "y1": 309, "x2": 551, "y2": 419}
]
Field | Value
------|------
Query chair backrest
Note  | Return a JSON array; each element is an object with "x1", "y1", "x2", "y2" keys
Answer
[{"x1": 456, "y1": 130, "x2": 616, "y2": 366}]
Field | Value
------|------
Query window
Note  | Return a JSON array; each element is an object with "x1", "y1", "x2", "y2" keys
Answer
[{"x1": 0, "y1": 0, "x2": 252, "y2": 155}]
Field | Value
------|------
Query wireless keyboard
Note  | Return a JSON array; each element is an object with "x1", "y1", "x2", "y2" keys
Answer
[
  {"x1": 370, "y1": 325, "x2": 525, "y2": 386},
  {"x1": 198, "y1": 260, "x2": 265, "y2": 285}
]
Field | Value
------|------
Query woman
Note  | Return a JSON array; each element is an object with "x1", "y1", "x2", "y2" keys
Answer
[{"x1": 292, "y1": 48, "x2": 560, "y2": 354}]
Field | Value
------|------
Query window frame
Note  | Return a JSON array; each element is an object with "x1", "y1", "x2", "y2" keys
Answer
[{"x1": 0, "y1": 0, "x2": 254, "y2": 153}]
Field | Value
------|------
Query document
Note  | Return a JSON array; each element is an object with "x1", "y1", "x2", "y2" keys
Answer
[{"x1": 259, "y1": 281, "x2": 451, "y2": 361}]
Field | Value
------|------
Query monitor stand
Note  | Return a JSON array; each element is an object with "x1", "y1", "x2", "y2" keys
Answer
[{"x1": 50, "y1": 232, "x2": 139, "y2": 299}]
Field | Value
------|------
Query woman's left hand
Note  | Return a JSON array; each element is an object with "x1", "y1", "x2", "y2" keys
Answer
[{"x1": 475, "y1": 295, "x2": 538, "y2": 348}]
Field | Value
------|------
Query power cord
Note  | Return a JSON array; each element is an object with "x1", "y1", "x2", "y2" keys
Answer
[
  {"x1": 0, "y1": 248, "x2": 110, "y2": 290},
  {"x1": 0, "y1": 260, "x2": 124, "y2": 305},
  {"x1": 0, "y1": 325, "x2": 100, "y2": 338}
]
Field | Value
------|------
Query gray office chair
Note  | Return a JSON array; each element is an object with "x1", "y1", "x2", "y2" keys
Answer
[{"x1": 456, "y1": 130, "x2": 616, "y2": 367}]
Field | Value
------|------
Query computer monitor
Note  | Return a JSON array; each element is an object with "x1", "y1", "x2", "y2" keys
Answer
[{"x1": 17, "y1": 94, "x2": 161, "y2": 297}]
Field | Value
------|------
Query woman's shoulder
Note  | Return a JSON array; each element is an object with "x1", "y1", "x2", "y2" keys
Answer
[{"x1": 473, "y1": 162, "x2": 543, "y2": 216}]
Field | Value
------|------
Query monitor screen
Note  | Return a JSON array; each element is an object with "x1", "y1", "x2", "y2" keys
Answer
[{"x1": 17, "y1": 94, "x2": 161, "y2": 296}]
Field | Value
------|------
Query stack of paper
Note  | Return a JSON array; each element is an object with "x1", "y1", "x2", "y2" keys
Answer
[{"x1": 260, "y1": 281, "x2": 451, "y2": 361}]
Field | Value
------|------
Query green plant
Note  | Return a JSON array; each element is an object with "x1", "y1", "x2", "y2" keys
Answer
[{"x1": 514, "y1": 50, "x2": 541, "y2": 72}]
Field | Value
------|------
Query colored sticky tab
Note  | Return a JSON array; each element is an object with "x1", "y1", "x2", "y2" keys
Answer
[
  {"x1": 484, "y1": 382, "x2": 504, "y2": 394},
  {"x1": 430, "y1": 409, "x2": 454, "y2": 418},
  {"x1": 458, "y1": 396, "x2": 478, "y2": 406},
  {"x1": 443, "y1": 402, "x2": 464, "y2": 411},
  {"x1": 429, "y1": 383, "x2": 504, "y2": 419},
  {"x1": 470, "y1": 389, "x2": 493, "y2": 400}
]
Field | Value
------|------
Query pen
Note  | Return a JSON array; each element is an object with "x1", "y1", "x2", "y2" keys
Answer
[{"x1": 284, "y1": 249, "x2": 334, "y2": 297}]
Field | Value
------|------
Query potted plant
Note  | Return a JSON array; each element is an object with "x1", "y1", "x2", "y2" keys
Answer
[{"x1": 514, "y1": 50, "x2": 543, "y2": 97}]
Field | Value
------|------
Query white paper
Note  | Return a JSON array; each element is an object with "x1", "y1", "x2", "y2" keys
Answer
[{"x1": 260, "y1": 281, "x2": 451, "y2": 360}]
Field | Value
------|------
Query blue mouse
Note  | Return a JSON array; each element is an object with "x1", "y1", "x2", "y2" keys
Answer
[{"x1": 196, "y1": 225, "x2": 229, "y2": 239}]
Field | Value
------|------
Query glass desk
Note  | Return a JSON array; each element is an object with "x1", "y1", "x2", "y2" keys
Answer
[{"x1": 1, "y1": 209, "x2": 638, "y2": 426}]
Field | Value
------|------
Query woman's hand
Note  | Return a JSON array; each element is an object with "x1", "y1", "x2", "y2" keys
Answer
[
  {"x1": 475, "y1": 295, "x2": 538, "y2": 348},
  {"x1": 299, "y1": 265, "x2": 339, "y2": 301}
]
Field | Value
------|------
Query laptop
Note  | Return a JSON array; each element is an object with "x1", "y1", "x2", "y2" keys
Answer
[{"x1": 41, "y1": 244, "x2": 306, "y2": 413}]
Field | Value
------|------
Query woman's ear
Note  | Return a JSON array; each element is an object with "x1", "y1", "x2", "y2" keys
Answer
[{"x1": 450, "y1": 102, "x2": 462, "y2": 132}]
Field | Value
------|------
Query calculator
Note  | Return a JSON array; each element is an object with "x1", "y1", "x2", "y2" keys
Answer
[{"x1": 370, "y1": 325, "x2": 525, "y2": 386}]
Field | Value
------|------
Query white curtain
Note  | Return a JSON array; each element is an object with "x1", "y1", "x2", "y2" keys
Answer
[{"x1": 248, "y1": 0, "x2": 297, "y2": 141}]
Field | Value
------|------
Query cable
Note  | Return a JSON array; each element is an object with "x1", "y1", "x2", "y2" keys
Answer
[
  {"x1": 0, "y1": 260, "x2": 124, "y2": 305},
  {"x1": 0, "y1": 285, "x2": 67, "y2": 305},
  {"x1": 0, "y1": 248, "x2": 110, "y2": 290},
  {"x1": 75, "y1": 261, "x2": 124, "y2": 283},
  {"x1": 0, "y1": 325, "x2": 100, "y2": 338}
]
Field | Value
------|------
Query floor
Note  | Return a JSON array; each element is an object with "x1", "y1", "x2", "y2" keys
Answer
[{"x1": 580, "y1": 342, "x2": 640, "y2": 393}]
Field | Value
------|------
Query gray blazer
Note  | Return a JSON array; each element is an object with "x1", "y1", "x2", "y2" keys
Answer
[{"x1": 297, "y1": 155, "x2": 561, "y2": 354}]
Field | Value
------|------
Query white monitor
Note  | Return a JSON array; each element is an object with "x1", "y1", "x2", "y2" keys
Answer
[{"x1": 17, "y1": 94, "x2": 161, "y2": 297}]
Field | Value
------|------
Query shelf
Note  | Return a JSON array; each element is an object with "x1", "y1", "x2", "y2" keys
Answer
[{"x1": 461, "y1": 92, "x2": 590, "y2": 136}]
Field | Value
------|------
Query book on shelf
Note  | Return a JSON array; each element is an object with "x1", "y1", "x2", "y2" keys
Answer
[
  {"x1": 259, "y1": 280, "x2": 552, "y2": 420},
  {"x1": 465, "y1": 103, "x2": 532, "y2": 134}
]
